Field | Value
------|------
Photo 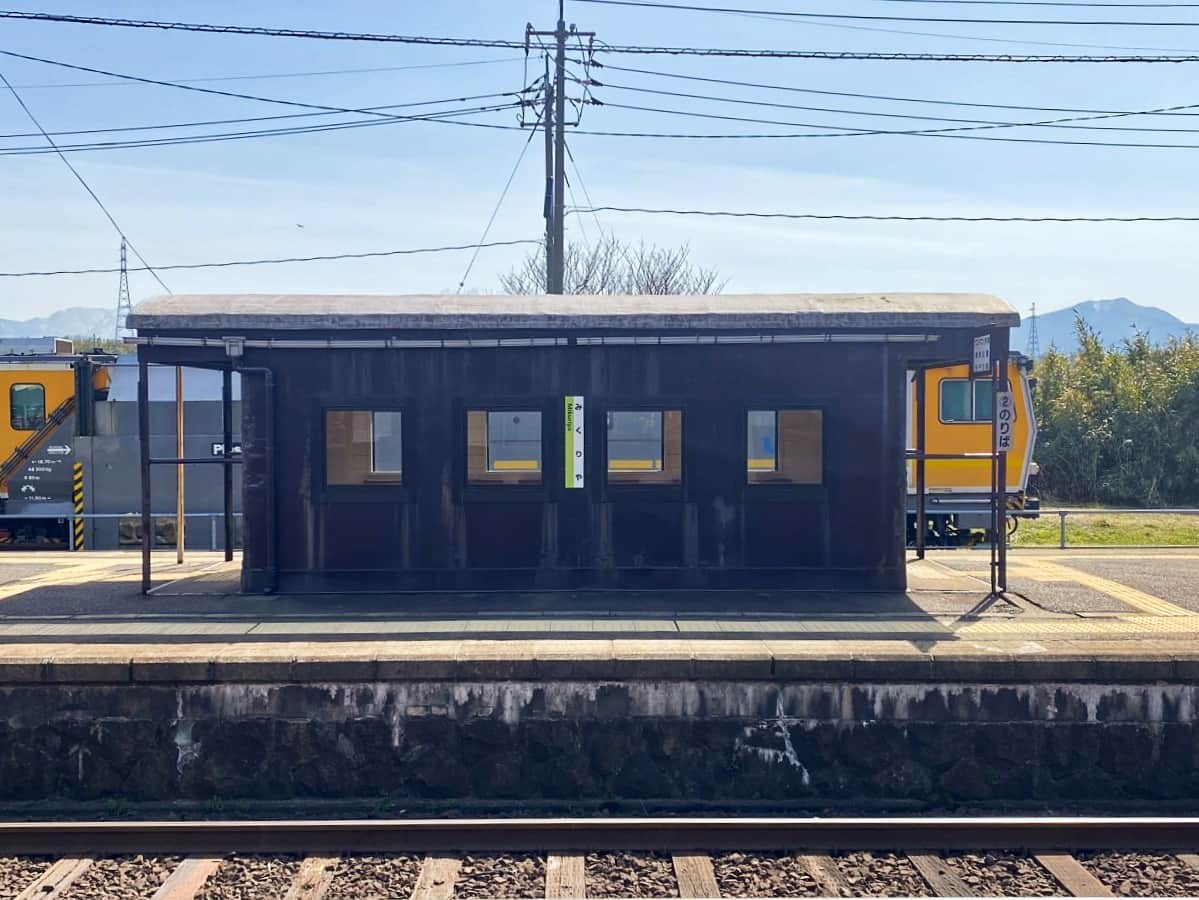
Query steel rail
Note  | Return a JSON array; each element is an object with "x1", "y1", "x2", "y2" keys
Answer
[{"x1": 1, "y1": 817, "x2": 1198, "y2": 855}]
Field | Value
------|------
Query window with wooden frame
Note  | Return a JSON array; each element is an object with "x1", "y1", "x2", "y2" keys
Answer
[
  {"x1": 467, "y1": 410, "x2": 542, "y2": 484},
  {"x1": 606, "y1": 409, "x2": 682, "y2": 484},
  {"x1": 746, "y1": 409, "x2": 822, "y2": 484},
  {"x1": 326, "y1": 410, "x2": 403, "y2": 485}
]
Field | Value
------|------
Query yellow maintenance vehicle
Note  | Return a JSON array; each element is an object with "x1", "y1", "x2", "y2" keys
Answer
[
  {"x1": 907, "y1": 353, "x2": 1039, "y2": 545},
  {"x1": 0, "y1": 339, "x2": 113, "y2": 547}
]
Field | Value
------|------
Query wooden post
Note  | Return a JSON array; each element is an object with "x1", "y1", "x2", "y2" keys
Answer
[{"x1": 175, "y1": 365, "x2": 184, "y2": 565}]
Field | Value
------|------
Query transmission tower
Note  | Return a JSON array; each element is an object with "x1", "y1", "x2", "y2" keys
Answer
[
  {"x1": 114, "y1": 238, "x2": 131, "y2": 340},
  {"x1": 1026, "y1": 301, "x2": 1041, "y2": 362}
]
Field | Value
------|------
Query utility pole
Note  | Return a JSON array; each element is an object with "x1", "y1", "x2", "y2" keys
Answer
[
  {"x1": 114, "y1": 238, "x2": 131, "y2": 341},
  {"x1": 549, "y1": 1, "x2": 568, "y2": 294},
  {"x1": 528, "y1": 3, "x2": 593, "y2": 293},
  {"x1": 544, "y1": 56, "x2": 555, "y2": 292}
]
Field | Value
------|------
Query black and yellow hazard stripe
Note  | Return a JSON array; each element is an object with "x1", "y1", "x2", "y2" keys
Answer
[{"x1": 72, "y1": 461, "x2": 84, "y2": 551}]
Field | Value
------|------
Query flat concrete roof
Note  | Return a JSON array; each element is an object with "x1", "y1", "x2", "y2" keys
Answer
[{"x1": 128, "y1": 292, "x2": 1020, "y2": 332}]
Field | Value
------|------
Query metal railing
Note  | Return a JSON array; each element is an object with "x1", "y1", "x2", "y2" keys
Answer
[{"x1": 1012, "y1": 507, "x2": 1199, "y2": 549}]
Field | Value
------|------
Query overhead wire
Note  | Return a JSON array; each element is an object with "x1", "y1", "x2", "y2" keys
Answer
[
  {"x1": 590, "y1": 100, "x2": 1199, "y2": 146},
  {"x1": 0, "y1": 69, "x2": 171, "y2": 293},
  {"x1": 0, "y1": 103, "x2": 525, "y2": 156},
  {"x1": 586, "y1": 79, "x2": 1199, "y2": 132},
  {"x1": 0, "y1": 239, "x2": 543, "y2": 278},
  {"x1": 456, "y1": 107, "x2": 544, "y2": 293},
  {"x1": 8, "y1": 57, "x2": 520, "y2": 90},
  {"x1": 569, "y1": 205, "x2": 1199, "y2": 222},
  {"x1": 1, "y1": 11, "x2": 1198, "y2": 61},
  {"x1": 591, "y1": 61, "x2": 1199, "y2": 115},
  {"x1": 575, "y1": 0, "x2": 1199, "y2": 27}
]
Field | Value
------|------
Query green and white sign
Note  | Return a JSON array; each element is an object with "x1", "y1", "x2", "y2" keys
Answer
[{"x1": 564, "y1": 395, "x2": 585, "y2": 488}]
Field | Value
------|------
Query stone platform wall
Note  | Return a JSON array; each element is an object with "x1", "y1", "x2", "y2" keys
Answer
[{"x1": 1, "y1": 679, "x2": 1195, "y2": 807}]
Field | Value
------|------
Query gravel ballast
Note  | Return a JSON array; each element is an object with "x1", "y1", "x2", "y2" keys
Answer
[
  {"x1": 713, "y1": 852, "x2": 822, "y2": 897},
  {"x1": 61, "y1": 855, "x2": 181, "y2": 900},
  {"x1": 325, "y1": 854, "x2": 422, "y2": 899},
  {"x1": 0, "y1": 857, "x2": 52, "y2": 899},
  {"x1": 942, "y1": 852, "x2": 1063, "y2": 896},
  {"x1": 586, "y1": 852, "x2": 679, "y2": 898},
  {"x1": 455, "y1": 854, "x2": 545, "y2": 898},
  {"x1": 1080, "y1": 852, "x2": 1199, "y2": 897},
  {"x1": 835, "y1": 852, "x2": 931, "y2": 897},
  {"x1": 196, "y1": 855, "x2": 300, "y2": 900}
]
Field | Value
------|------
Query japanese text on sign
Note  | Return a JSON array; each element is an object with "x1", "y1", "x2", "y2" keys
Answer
[
  {"x1": 973, "y1": 334, "x2": 991, "y2": 374},
  {"x1": 996, "y1": 390, "x2": 1014, "y2": 451},
  {"x1": 564, "y1": 396, "x2": 584, "y2": 488}
]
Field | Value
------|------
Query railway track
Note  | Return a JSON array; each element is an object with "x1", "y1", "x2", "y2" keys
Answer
[{"x1": 2, "y1": 817, "x2": 1199, "y2": 899}]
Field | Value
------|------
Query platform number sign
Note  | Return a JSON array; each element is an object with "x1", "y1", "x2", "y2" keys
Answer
[
  {"x1": 564, "y1": 396, "x2": 585, "y2": 488},
  {"x1": 996, "y1": 390, "x2": 1015, "y2": 452},
  {"x1": 972, "y1": 334, "x2": 991, "y2": 374}
]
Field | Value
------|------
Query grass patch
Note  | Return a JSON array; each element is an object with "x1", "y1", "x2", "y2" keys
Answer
[{"x1": 1013, "y1": 511, "x2": 1199, "y2": 547}]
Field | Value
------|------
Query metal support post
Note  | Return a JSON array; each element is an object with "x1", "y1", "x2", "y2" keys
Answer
[
  {"x1": 990, "y1": 357, "x2": 1000, "y2": 597},
  {"x1": 222, "y1": 367, "x2": 234, "y2": 561},
  {"x1": 543, "y1": 60, "x2": 555, "y2": 292},
  {"x1": 175, "y1": 366, "x2": 185, "y2": 564},
  {"x1": 996, "y1": 345, "x2": 1009, "y2": 591},
  {"x1": 915, "y1": 369, "x2": 927, "y2": 559},
  {"x1": 138, "y1": 356, "x2": 151, "y2": 593}
]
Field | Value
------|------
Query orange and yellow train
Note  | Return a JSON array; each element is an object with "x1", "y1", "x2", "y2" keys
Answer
[{"x1": 906, "y1": 354, "x2": 1039, "y2": 545}]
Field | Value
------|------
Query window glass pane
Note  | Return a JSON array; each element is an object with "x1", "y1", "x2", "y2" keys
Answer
[
  {"x1": 748, "y1": 409, "x2": 822, "y2": 484},
  {"x1": 10, "y1": 383, "x2": 45, "y2": 430},
  {"x1": 940, "y1": 381, "x2": 972, "y2": 422},
  {"x1": 326, "y1": 410, "x2": 402, "y2": 485},
  {"x1": 747, "y1": 410, "x2": 777, "y2": 471},
  {"x1": 607, "y1": 410, "x2": 682, "y2": 484},
  {"x1": 468, "y1": 410, "x2": 542, "y2": 484},
  {"x1": 973, "y1": 380, "x2": 995, "y2": 422},
  {"x1": 607, "y1": 411, "x2": 663, "y2": 471},
  {"x1": 371, "y1": 411, "x2": 403, "y2": 473}
]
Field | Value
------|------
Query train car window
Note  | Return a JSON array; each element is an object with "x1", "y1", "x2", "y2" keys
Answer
[
  {"x1": 467, "y1": 410, "x2": 542, "y2": 484},
  {"x1": 10, "y1": 383, "x2": 45, "y2": 430},
  {"x1": 747, "y1": 409, "x2": 822, "y2": 484},
  {"x1": 326, "y1": 410, "x2": 403, "y2": 485},
  {"x1": 940, "y1": 379, "x2": 1008, "y2": 423},
  {"x1": 607, "y1": 410, "x2": 682, "y2": 484}
]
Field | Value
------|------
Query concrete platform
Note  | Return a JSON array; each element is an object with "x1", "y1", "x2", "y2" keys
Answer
[
  {"x1": 2, "y1": 549, "x2": 1198, "y2": 810},
  {"x1": 0, "y1": 549, "x2": 1194, "y2": 682}
]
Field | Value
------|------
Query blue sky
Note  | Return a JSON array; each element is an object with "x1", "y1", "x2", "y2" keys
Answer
[{"x1": 1, "y1": 0, "x2": 1198, "y2": 325}]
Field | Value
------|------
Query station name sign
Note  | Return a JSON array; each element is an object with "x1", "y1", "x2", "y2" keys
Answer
[{"x1": 564, "y1": 396, "x2": 584, "y2": 488}]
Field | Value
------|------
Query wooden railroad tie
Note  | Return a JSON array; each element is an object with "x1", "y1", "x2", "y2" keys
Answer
[
  {"x1": 150, "y1": 856, "x2": 224, "y2": 900},
  {"x1": 15, "y1": 857, "x2": 93, "y2": 900},
  {"x1": 1034, "y1": 852, "x2": 1115, "y2": 898},
  {"x1": 545, "y1": 852, "x2": 586, "y2": 899}
]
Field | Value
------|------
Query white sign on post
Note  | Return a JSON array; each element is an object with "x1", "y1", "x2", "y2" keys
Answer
[
  {"x1": 973, "y1": 334, "x2": 991, "y2": 374},
  {"x1": 996, "y1": 390, "x2": 1015, "y2": 452},
  {"x1": 564, "y1": 396, "x2": 585, "y2": 488}
]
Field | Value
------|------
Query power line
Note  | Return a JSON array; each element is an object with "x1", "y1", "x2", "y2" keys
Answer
[
  {"x1": 0, "y1": 11, "x2": 527, "y2": 48},
  {"x1": 576, "y1": 0, "x2": 1199, "y2": 27},
  {"x1": 8, "y1": 57, "x2": 519, "y2": 90},
  {"x1": 570, "y1": 205, "x2": 1199, "y2": 221},
  {"x1": 2, "y1": 11, "x2": 1197, "y2": 62},
  {"x1": 594, "y1": 61, "x2": 1199, "y2": 116},
  {"x1": 589, "y1": 79, "x2": 1199, "y2": 133},
  {"x1": 0, "y1": 239, "x2": 542, "y2": 278},
  {"x1": 457, "y1": 115, "x2": 543, "y2": 292},
  {"x1": 0, "y1": 69, "x2": 171, "y2": 293},
  {"x1": 0, "y1": 92, "x2": 529, "y2": 140},
  {"x1": 595, "y1": 99, "x2": 1199, "y2": 146},
  {"x1": 0, "y1": 103, "x2": 525, "y2": 156},
  {"x1": 0, "y1": 49, "x2": 535, "y2": 126}
]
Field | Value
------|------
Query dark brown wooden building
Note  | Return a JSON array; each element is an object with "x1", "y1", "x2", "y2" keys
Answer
[{"x1": 128, "y1": 293, "x2": 1018, "y2": 593}]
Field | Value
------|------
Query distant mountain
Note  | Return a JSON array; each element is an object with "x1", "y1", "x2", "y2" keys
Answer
[
  {"x1": 1012, "y1": 297, "x2": 1197, "y2": 354},
  {"x1": 0, "y1": 307, "x2": 116, "y2": 341}
]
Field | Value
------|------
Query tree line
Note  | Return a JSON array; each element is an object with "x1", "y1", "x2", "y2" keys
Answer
[{"x1": 1033, "y1": 321, "x2": 1199, "y2": 507}]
